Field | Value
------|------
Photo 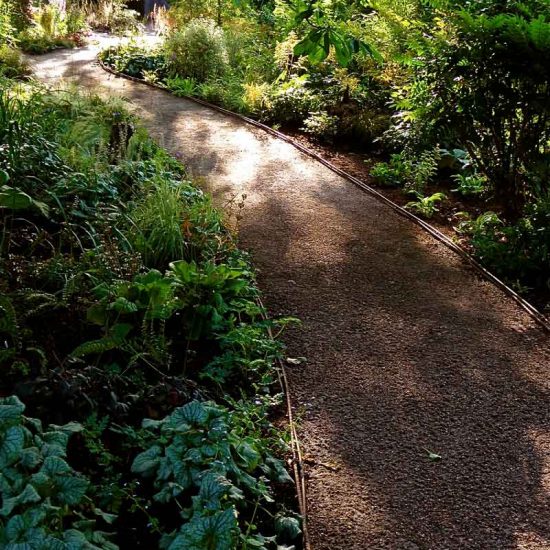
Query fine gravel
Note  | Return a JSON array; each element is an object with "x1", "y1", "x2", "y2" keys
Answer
[{"x1": 29, "y1": 38, "x2": 550, "y2": 550}]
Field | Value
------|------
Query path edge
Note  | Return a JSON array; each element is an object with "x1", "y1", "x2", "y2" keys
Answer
[{"x1": 98, "y1": 58, "x2": 550, "y2": 335}]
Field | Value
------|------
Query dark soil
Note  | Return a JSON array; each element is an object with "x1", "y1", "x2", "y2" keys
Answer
[{"x1": 30, "y1": 40, "x2": 550, "y2": 550}]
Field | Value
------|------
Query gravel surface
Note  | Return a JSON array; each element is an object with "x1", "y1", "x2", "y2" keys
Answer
[{"x1": 29, "y1": 39, "x2": 550, "y2": 550}]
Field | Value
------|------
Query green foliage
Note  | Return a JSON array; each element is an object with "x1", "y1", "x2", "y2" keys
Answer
[
  {"x1": 301, "y1": 110, "x2": 338, "y2": 141},
  {"x1": 370, "y1": 153, "x2": 410, "y2": 187},
  {"x1": 458, "y1": 199, "x2": 550, "y2": 292},
  {"x1": 370, "y1": 148, "x2": 439, "y2": 192},
  {"x1": 451, "y1": 173, "x2": 487, "y2": 197},
  {"x1": 100, "y1": 43, "x2": 168, "y2": 79},
  {"x1": 82, "y1": 0, "x2": 142, "y2": 34},
  {"x1": 267, "y1": 74, "x2": 322, "y2": 123},
  {"x1": 132, "y1": 400, "x2": 298, "y2": 549},
  {"x1": 17, "y1": 3, "x2": 86, "y2": 54},
  {"x1": 0, "y1": 0, "x2": 17, "y2": 46},
  {"x1": 166, "y1": 75, "x2": 198, "y2": 96},
  {"x1": 412, "y1": 9, "x2": 550, "y2": 214},
  {"x1": 126, "y1": 178, "x2": 197, "y2": 268},
  {"x1": 0, "y1": 44, "x2": 30, "y2": 79},
  {"x1": 405, "y1": 191, "x2": 446, "y2": 218},
  {"x1": 164, "y1": 18, "x2": 229, "y2": 82},
  {"x1": 0, "y1": 396, "x2": 117, "y2": 549},
  {"x1": 0, "y1": 78, "x2": 297, "y2": 547},
  {"x1": 288, "y1": 0, "x2": 380, "y2": 66}
]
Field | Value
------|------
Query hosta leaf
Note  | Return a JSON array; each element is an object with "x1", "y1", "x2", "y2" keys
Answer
[{"x1": 131, "y1": 445, "x2": 162, "y2": 476}]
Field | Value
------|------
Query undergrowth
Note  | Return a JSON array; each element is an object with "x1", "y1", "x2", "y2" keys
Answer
[{"x1": 0, "y1": 77, "x2": 301, "y2": 549}]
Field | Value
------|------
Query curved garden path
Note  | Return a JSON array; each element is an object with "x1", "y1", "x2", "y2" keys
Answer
[{"x1": 29, "y1": 38, "x2": 550, "y2": 549}]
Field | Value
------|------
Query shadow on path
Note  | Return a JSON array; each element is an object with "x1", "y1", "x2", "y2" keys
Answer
[{"x1": 28, "y1": 43, "x2": 550, "y2": 549}]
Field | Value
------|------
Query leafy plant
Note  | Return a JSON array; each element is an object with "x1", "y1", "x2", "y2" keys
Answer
[
  {"x1": 302, "y1": 110, "x2": 338, "y2": 141},
  {"x1": 132, "y1": 399, "x2": 298, "y2": 549},
  {"x1": 370, "y1": 153, "x2": 410, "y2": 187},
  {"x1": 419, "y1": 11, "x2": 550, "y2": 216},
  {"x1": 451, "y1": 173, "x2": 487, "y2": 197},
  {"x1": 405, "y1": 191, "x2": 446, "y2": 218},
  {"x1": 166, "y1": 75, "x2": 198, "y2": 96},
  {"x1": 0, "y1": 396, "x2": 117, "y2": 549}
]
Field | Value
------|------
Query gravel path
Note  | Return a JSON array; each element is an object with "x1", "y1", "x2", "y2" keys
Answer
[{"x1": 29, "y1": 39, "x2": 550, "y2": 550}]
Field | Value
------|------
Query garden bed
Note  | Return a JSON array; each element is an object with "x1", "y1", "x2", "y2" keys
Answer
[{"x1": 0, "y1": 78, "x2": 302, "y2": 549}]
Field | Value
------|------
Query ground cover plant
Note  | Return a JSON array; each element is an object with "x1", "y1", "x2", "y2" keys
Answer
[
  {"x1": 0, "y1": 76, "x2": 302, "y2": 549},
  {"x1": 99, "y1": 0, "x2": 550, "y2": 312}
]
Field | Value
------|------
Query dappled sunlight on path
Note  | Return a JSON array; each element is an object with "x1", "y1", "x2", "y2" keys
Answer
[{"x1": 29, "y1": 41, "x2": 550, "y2": 550}]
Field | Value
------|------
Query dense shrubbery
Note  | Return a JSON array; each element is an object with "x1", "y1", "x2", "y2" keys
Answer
[{"x1": 0, "y1": 78, "x2": 301, "y2": 548}]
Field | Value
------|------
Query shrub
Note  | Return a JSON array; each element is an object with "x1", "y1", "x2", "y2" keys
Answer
[
  {"x1": 418, "y1": 11, "x2": 550, "y2": 216},
  {"x1": 100, "y1": 44, "x2": 168, "y2": 79},
  {"x1": 267, "y1": 75, "x2": 322, "y2": 124},
  {"x1": 164, "y1": 18, "x2": 228, "y2": 82},
  {"x1": 0, "y1": 0, "x2": 16, "y2": 45},
  {"x1": 369, "y1": 149, "x2": 439, "y2": 192},
  {"x1": 242, "y1": 82, "x2": 271, "y2": 115},
  {"x1": 459, "y1": 199, "x2": 550, "y2": 292},
  {"x1": 302, "y1": 110, "x2": 339, "y2": 142}
]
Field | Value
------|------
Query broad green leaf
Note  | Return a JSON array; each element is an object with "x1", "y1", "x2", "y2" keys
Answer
[
  {"x1": 0, "y1": 169, "x2": 8, "y2": 185},
  {"x1": 0, "y1": 483, "x2": 41, "y2": 516},
  {"x1": 1, "y1": 426, "x2": 26, "y2": 462},
  {"x1": 55, "y1": 475, "x2": 89, "y2": 505},
  {"x1": 131, "y1": 445, "x2": 162, "y2": 476}
]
